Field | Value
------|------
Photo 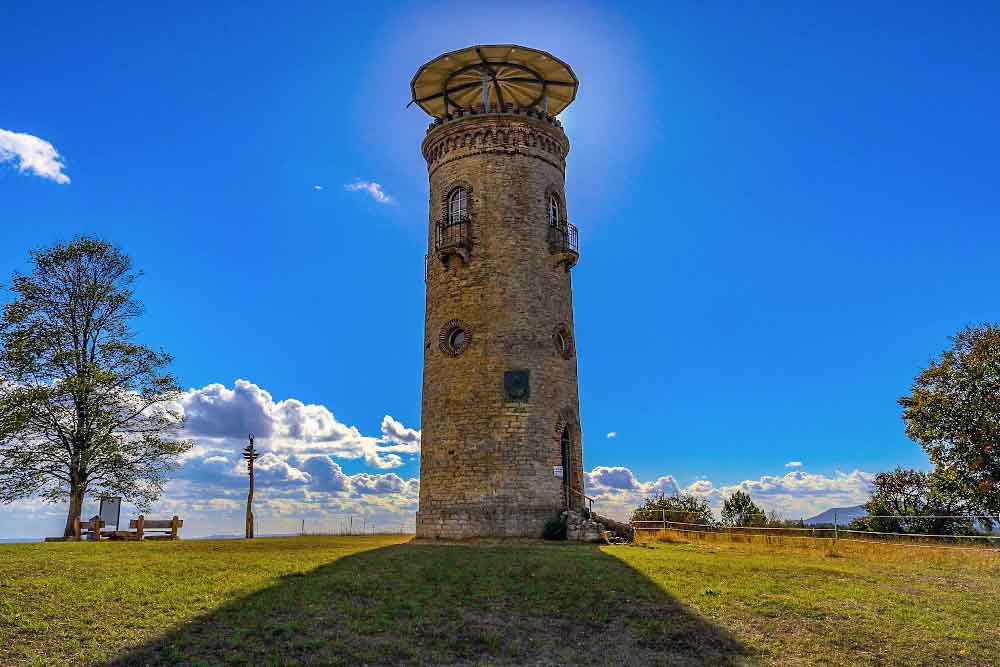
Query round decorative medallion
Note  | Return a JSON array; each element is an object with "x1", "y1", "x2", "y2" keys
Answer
[{"x1": 439, "y1": 320, "x2": 471, "y2": 356}]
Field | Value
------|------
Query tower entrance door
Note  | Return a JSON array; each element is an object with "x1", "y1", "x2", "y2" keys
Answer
[{"x1": 561, "y1": 426, "x2": 573, "y2": 509}]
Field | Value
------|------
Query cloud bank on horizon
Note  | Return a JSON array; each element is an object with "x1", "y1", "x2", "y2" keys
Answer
[
  {"x1": 0, "y1": 128, "x2": 71, "y2": 184},
  {"x1": 0, "y1": 379, "x2": 874, "y2": 537},
  {"x1": 583, "y1": 465, "x2": 873, "y2": 521}
]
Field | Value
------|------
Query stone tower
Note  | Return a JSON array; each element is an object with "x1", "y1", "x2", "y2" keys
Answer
[{"x1": 410, "y1": 45, "x2": 585, "y2": 539}]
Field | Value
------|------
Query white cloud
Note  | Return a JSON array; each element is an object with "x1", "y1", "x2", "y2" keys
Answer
[
  {"x1": 585, "y1": 466, "x2": 873, "y2": 523},
  {"x1": 176, "y1": 379, "x2": 418, "y2": 469},
  {"x1": 785, "y1": 461, "x2": 803, "y2": 468},
  {"x1": 313, "y1": 185, "x2": 323, "y2": 191},
  {"x1": 379, "y1": 415, "x2": 421, "y2": 453},
  {"x1": 344, "y1": 179, "x2": 393, "y2": 204},
  {"x1": 586, "y1": 466, "x2": 641, "y2": 490},
  {"x1": 0, "y1": 128, "x2": 71, "y2": 184},
  {"x1": 606, "y1": 431, "x2": 617, "y2": 439}
]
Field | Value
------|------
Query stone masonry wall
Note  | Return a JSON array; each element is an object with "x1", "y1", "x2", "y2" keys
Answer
[{"x1": 417, "y1": 113, "x2": 585, "y2": 539}]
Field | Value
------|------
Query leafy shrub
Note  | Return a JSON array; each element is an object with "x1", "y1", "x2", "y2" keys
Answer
[
  {"x1": 543, "y1": 516, "x2": 567, "y2": 541},
  {"x1": 631, "y1": 492, "x2": 714, "y2": 525},
  {"x1": 720, "y1": 490, "x2": 767, "y2": 527},
  {"x1": 849, "y1": 467, "x2": 987, "y2": 536}
]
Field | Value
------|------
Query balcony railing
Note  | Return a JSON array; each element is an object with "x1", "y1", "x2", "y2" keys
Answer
[
  {"x1": 547, "y1": 220, "x2": 579, "y2": 270},
  {"x1": 434, "y1": 215, "x2": 471, "y2": 265}
]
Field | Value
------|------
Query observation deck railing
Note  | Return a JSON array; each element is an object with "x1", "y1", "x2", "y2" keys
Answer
[{"x1": 427, "y1": 104, "x2": 564, "y2": 133}]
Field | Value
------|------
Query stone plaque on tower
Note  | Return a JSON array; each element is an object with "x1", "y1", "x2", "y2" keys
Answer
[{"x1": 410, "y1": 45, "x2": 585, "y2": 538}]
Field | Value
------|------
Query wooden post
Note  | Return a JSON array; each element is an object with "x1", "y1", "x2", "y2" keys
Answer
[
  {"x1": 136, "y1": 514, "x2": 145, "y2": 541},
  {"x1": 244, "y1": 433, "x2": 257, "y2": 539},
  {"x1": 170, "y1": 515, "x2": 180, "y2": 540},
  {"x1": 90, "y1": 515, "x2": 102, "y2": 541}
]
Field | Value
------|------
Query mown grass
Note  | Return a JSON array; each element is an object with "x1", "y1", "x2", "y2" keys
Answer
[{"x1": 0, "y1": 534, "x2": 997, "y2": 666}]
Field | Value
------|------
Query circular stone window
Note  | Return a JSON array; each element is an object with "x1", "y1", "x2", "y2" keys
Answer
[
  {"x1": 554, "y1": 324, "x2": 574, "y2": 359},
  {"x1": 439, "y1": 320, "x2": 471, "y2": 356}
]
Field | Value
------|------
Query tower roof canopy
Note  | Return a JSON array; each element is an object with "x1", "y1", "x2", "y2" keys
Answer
[{"x1": 410, "y1": 44, "x2": 579, "y2": 118}]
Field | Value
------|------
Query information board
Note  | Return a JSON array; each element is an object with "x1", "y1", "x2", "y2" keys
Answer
[{"x1": 99, "y1": 497, "x2": 122, "y2": 529}]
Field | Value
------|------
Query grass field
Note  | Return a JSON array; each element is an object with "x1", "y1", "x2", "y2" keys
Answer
[{"x1": 1, "y1": 535, "x2": 997, "y2": 666}]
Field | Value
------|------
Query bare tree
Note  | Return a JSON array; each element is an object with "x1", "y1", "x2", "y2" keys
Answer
[{"x1": 0, "y1": 237, "x2": 191, "y2": 536}]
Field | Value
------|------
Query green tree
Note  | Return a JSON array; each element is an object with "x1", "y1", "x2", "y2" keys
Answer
[
  {"x1": 0, "y1": 237, "x2": 191, "y2": 536},
  {"x1": 899, "y1": 324, "x2": 1000, "y2": 515},
  {"x1": 848, "y1": 467, "x2": 984, "y2": 536},
  {"x1": 631, "y1": 492, "x2": 714, "y2": 525},
  {"x1": 720, "y1": 489, "x2": 767, "y2": 527}
]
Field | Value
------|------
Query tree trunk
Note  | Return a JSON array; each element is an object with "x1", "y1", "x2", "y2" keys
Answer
[{"x1": 64, "y1": 486, "x2": 85, "y2": 537}]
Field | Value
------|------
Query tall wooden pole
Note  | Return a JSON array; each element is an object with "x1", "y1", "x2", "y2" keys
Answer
[{"x1": 244, "y1": 433, "x2": 257, "y2": 539}]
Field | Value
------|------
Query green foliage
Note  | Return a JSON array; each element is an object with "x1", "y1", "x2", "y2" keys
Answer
[
  {"x1": 720, "y1": 490, "x2": 767, "y2": 527},
  {"x1": 899, "y1": 323, "x2": 1000, "y2": 514},
  {"x1": 0, "y1": 237, "x2": 191, "y2": 534},
  {"x1": 848, "y1": 467, "x2": 987, "y2": 535},
  {"x1": 542, "y1": 516, "x2": 567, "y2": 540},
  {"x1": 631, "y1": 492, "x2": 714, "y2": 525}
]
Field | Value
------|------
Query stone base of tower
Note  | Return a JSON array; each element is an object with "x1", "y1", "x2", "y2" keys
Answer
[{"x1": 416, "y1": 503, "x2": 563, "y2": 540}]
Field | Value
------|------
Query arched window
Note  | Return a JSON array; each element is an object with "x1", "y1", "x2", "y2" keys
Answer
[
  {"x1": 448, "y1": 188, "x2": 468, "y2": 224},
  {"x1": 548, "y1": 194, "x2": 562, "y2": 227},
  {"x1": 554, "y1": 324, "x2": 574, "y2": 359}
]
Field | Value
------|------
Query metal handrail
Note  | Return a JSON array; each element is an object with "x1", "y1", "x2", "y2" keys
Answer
[
  {"x1": 547, "y1": 220, "x2": 579, "y2": 256},
  {"x1": 568, "y1": 486, "x2": 594, "y2": 515}
]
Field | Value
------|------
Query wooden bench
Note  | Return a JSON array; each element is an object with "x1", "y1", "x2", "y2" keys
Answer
[
  {"x1": 44, "y1": 515, "x2": 107, "y2": 541},
  {"x1": 129, "y1": 515, "x2": 183, "y2": 541}
]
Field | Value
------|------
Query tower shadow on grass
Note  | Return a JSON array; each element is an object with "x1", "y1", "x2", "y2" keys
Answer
[{"x1": 107, "y1": 541, "x2": 752, "y2": 666}]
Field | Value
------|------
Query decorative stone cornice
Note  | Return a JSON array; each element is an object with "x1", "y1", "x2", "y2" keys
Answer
[{"x1": 422, "y1": 114, "x2": 570, "y2": 176}]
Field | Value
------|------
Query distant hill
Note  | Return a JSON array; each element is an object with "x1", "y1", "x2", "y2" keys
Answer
[{"x1": 804, "y1": 505, "x2": 866, "y2": 526}]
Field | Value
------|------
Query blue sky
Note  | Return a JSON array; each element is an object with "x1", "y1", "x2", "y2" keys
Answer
[{"x1": 2, "y1": 2, "x2": 998, "y2": 537}]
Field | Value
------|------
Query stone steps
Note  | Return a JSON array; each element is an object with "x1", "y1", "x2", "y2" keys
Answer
[{"x1": 561, "y1": 509, "x2": 633, "y2": 543}]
